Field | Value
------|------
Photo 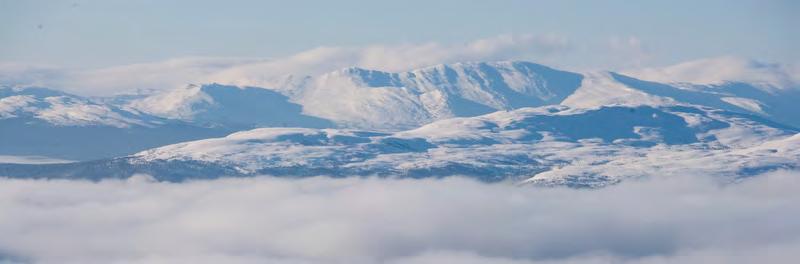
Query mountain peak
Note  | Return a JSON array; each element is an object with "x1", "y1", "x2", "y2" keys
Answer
[{"x1": 300, "y1": 60, "x2": 584, "y2": 129}]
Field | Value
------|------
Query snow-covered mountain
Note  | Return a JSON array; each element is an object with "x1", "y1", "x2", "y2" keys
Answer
[
  {"x1": 124, "y1": 61, "x2": 799, "y2": 130},
  {"x1": 0, "y1": 86, "x2": 231, "y2": 160},
  {"x1": 564, "y1": 72, "x2": 800, "y2": 128},
  {"x1": 295, "y1": 61, "x2": 584, "y2": 129},
  {"x1": 119, "y1": 61, "x2": 584, "y2": 130},
  {"x1": 2, "y1": 104, "x2": 795, "y2": 187},
  {"x1": 0, "y1": 86, "x2": 153, "y2": 128},
  {"x1": 614, "y1": 57, "x2": 800, "y2": 127},
  {"x1": 126, "y1": 83, "x2": 333, "y2": 128},
  {"x1": 2, "y1": 60, "x2": 798, "y2": 187},
  {"x1": 119, "y1": 60, "x2": 800, "y2": 130},
  {"x1": 0, "y1": 84, "x2": 334, "y2": 160}
]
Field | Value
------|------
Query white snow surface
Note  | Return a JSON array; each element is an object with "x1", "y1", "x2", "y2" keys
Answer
[
  {"x1": 561, "y1": 71, "x2": 673, "y2": 108},
  {"x1": 127, "y1": 84, "x2": 214, "y2": 120},
  {"x1": 133, "y1": 104, "x2": 798, "y2": 186},
  {"x1": 7, "y1": 60, "x2": 799, "y2": 130},
  {"x1": 123, "y1": 61, "x2": 584, "y2": 130},
  {"x1": 720, "y1": 97, "x2": 766, "y2": 114},
  {"x1": 4, "y1": 60, "x2": 800, "y2": 178},
  {"x1": 119, "y1": 60, "x2": 800, "y2": 130},
  {"x1": 297, "y1": 61, "x2": 583, "y2": 129},
  {"x1": 0, "y1": 86, "x2": 155, "y2": 128},
  {"x1": 0, "y1": 95, "x2": 37, "y2": 118}
]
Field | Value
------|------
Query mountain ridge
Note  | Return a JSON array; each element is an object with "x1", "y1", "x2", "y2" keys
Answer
[
  {"x1": 1, "y1": 60, "x2": 798, "y2": 164},
  {"x1": 1, "y1": 103, "x2": 796, "y2": 187}
]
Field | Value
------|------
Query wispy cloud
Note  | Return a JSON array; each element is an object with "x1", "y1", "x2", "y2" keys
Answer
[
  {"x1": 0, "y1": 171, "x2": 797, "y2": 264},
  {"x1": 623, "y1": 56, "x2": 800, "y2": 90},
  {"x1": 2, "y1": 33, "x2": 796, "y2": 96},
  {"x1": 607, "y1": 36, "x2": 652, "y2": 68},
  {"x1": 0, "y1": 34, "x2": 571, "y2": 96}
]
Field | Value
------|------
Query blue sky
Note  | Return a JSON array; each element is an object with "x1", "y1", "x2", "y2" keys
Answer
[{"x1": 0, "y1": 0, "x2": 797, "y2": 69}]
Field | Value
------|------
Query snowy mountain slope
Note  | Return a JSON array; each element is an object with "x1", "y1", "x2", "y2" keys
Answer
[
  {"x1": 0, "y1": 86, "x2": 231, "y2": 160},
  {"x1": 0, "y1": 86, "x2": 156, "y2": 128},
  {"x1": 3, "y1": 104, "x2": 795, "y2": 187},
  {"x1": 610, "y1": 57, "x2": 800, "y2": 127},
  {"x1": 121, "y1": 61, "x2": 584, "y2": 130},
  {"x1": 120, "y1": 60, "x2": 797, "y2": 131},
  {"x1": 127, "y1": 83, "x2": 333, "y2": 129},
  {"x1": 561, "y1": 72, "x2": 674, "y2": 108},
  {"x1": 525, "y1": 131, "x2": 800, "y2": 186},
  {"x1": 562, "y1": 72, "x2": 800, "y2": 127},
  {"x1": 3, "y1": 59, "x2": 798, "y2": 164},
  {"x1": 611, "y1": 73, "x2": 800, "y2": 128},
  {"x1": 297, "y1": 61, "x2": 584, "y2": 129}
]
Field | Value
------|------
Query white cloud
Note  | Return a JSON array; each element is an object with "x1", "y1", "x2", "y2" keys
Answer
[
  {"x1": 607, "y1": 36, "x2": 652, "y2": 68},
  {"x1": 193, "y1": 34, "x2": 571, "y2": 90},
  {"x1": 622, "y1": 56, "x2": 800, "y2": 91},
  {"x1": 357, "y1": 34, "x2": 570, "y2": 72},
  {"x1": 66, "y1": 57, "x2": 271, "y2": 95},
  {"x1": 0, "y1": 34, "x2": 570, "y2": 96},
  {"x1": 0, "y1": 57, "x2": 269, "y2": 96},
  {"x1": 0, "y1": 155, "x2": 73, "y2": 165},
  {"x1": 0, "y1": 63, "x2": 66, "y2": 88},
  {"x1": 2, "y1": 35, "x2": 797, "y2": 96},
  {"x1": 0, "y1": 171, "x2": 797, "y2": 264}
]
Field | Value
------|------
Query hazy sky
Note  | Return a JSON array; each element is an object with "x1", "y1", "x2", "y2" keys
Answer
[{"x1": 1, "y1": 0, "x2": 797, "y2": 69}]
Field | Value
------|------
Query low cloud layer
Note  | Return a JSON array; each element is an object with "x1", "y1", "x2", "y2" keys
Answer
[{"x1": 0, "y1": 171, "x2": 797, "y2": 264}]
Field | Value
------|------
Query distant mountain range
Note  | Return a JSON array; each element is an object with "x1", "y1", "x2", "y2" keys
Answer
[{"x1": 1, "y1": 60, "x2": 798, "y2": 186}]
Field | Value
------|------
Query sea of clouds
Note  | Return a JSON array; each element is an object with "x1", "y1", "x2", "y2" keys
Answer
[{"x1": 0, "y1": 171, "x2": 797, "y2": 264}]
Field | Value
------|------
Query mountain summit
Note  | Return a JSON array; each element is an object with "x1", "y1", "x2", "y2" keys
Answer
[{"x1": 1, "y1": 60, "x2": 798, "y2": 167}]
